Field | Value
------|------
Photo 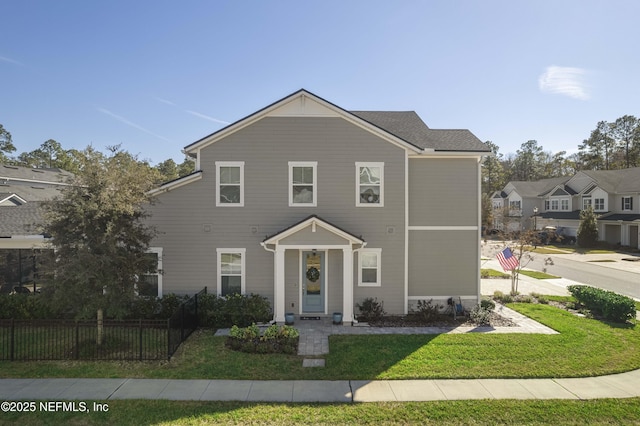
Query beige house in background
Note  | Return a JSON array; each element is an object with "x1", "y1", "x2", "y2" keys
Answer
[{"x1": 146, "y1": 89, "x2": 490, "y2": 323}]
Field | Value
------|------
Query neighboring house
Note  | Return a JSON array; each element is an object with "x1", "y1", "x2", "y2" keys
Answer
[
  {"x1": 0, "y1": 164, "x2": 73, "y2": 293},
  {"x1": 494, "y1": 167, "x2": 640, "y2": 248},
  {"x1": 490, "y1": 177, "x2": 569, "y2": 232},
  {"x1": 146, "y1": 89, "x2": 490, "y2": 323}
]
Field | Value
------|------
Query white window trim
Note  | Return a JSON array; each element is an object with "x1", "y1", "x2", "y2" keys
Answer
[
  {"x1": 288, "y1": 161, "x2": 317, "y2": 207},
  {"x1": 358, "y1": 248, "x2": 382, "y2": 287},
  {"x1": 215, "y1": 161, "x2": 244, "y2": 207},
  {"x1": 356, "y1": 162, "x2": 384, "y2": 207},
  {"x1": 594, "y1": 198, "x2": 605, "y2": 211},
  {"x1": 216, "y1": 248, "x2": 246, "y2": 296},
  {"x1": 622, "y1": 196, "x2": 633, "y2": 211},
  {"x1": 136, "y1": 247, "x2": 163, "y2": 297}
]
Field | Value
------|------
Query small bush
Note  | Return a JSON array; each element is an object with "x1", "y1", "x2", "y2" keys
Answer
[
  {"x1": 355, "y1": 297, "x2": 386, "y2": 322},
  {"x1": 199, "y1": 293, "x2": 272, "y2": 328},
  {"x1": 493, "y1": 291, "x2": 513, "y2": 304},
  {"x1": 518, "y1": 295, "x2": 534, "y2": 303},
  {"x1": 469, "y1": 305, "x2": 492, "y2": 325},
  {"x1": 480, "y1": 298, "x2": 495, "y2": 312},
  {"x1": 567, "y1": 285, "x2": 635, "y2": 323},
  {"x1": 410, "y1": 299, "x2": 442, "y2": 322},
  {"x1": 226, "y1": 323, "x2": 299, "y2": 354}
]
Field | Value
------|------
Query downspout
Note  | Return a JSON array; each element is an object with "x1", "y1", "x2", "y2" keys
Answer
[
  {"x1": 260, "y1": 242, "x2": 278, "y2": 324},
  {"x1": 351, "y1": 242, "x2": 368, "y2": 324}
]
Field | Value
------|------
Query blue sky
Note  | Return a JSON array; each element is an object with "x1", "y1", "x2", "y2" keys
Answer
[{"x1": 2, "y1": 0, "x2": 639, "y2": 164}]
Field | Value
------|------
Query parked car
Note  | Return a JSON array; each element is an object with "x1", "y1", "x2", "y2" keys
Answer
[{"x1": 536, "y1": 226, "x2": 576, "y2": 245}]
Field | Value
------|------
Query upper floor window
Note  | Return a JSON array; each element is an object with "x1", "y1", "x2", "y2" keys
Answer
[
  {"x1": 509, "y1": 200, "x2": 521, "y2": 210},
  {"x1": 216, "y1": 162, "x2": 244, "y2": 206},
  {"x1": 358, "y1": 248, "x2": 382, "y2": 287},
  {"x1": 544, "y1": 200, "x2": 549, "y2": 211},
  {"x1": 356, "y1": 162, "x2": 384, "y2": 206},
  {"x1": 561, "y1": 199, "x2": 569, "y2": 211},
  {"x1": 583, "y1": 198, "x2": 592, "y2": 210},
  {"x1": 551, "y1": 200, "x2": 559, "y2": 210},
  {"x1": 289, "y1": 162, "x2": 317, "y2": 206},
  {"x1": 622, "y1": 196, "x2": 634, "y2": 211},
  {"x1": 216, "y1": 248, "x2": 245, "y2": 296},
  {"x1": 594, "y1": 198, "x2": 605, "y2": 211}
]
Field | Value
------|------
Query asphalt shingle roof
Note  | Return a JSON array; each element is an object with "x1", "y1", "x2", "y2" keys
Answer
[
  {"x1": 350, "y1": 111, "x2": 489, "y2": 152},
  {"x1": 580, "y1": 167, "x2": 640, "y2": 194},
  {"x1": 0, "y1": 202, "x2": 46, "y2": 237}
]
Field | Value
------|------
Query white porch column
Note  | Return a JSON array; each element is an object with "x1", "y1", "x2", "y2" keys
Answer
[
  {"x1": 274, "y1": 246, "x2": 286, "y2": 323},
  {"x1": 342, "y1": 246, "x2": 354, "y2": 324}
]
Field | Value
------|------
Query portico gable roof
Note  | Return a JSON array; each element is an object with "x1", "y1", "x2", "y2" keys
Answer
[{"x1": 262, "y1": 215, "x2": 365, "y2": 246}]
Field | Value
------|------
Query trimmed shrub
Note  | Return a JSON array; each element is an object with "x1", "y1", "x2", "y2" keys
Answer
[
  {"x1": 226, "y1": 323, "x2": 299, "y2": 354},
  {"x1": 355, "y1": 297, "x2": 386, "y2": 322},
  {"x1": 480, "y1": 298, "x2": 496, "y2": 312},
  {"x1": 410, "y1": 299, "x2": 442, "y2": 322},
  {"x1": 567, "y1": 285, "x2": 635, "y2": 323},
  {"x1": 469, "y1": 305, "x2": 492, "y2": 325},
  {"x1": 199, "y1": 293, "x2": 272, "y2": 328}
]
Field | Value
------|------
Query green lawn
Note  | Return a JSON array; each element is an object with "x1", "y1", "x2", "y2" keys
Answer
[
  {"x1": 518, "y1": 270, "x2": 561, "y2": 279},
  {"x1": 480, "y1": 268, "x2": 510, "y2": 278},
  {"x1": 1, "y1": 304, "x2": 638, "y2": 380},
  {"x1": 3, "y1": 399, "x2": 640, "y2": 425}
]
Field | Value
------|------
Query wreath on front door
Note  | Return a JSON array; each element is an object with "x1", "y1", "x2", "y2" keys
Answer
[{"x1": 306, "y1": 266, "x2": 320, "y2": 282}]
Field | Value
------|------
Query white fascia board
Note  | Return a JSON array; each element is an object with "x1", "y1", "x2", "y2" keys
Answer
[
  {"x1": 409, "y1": 152, "x2": 486, "y2": 159},
  {"x1": 0, "y1": 193, "x2": 28, "y2": 204},
  {"x1": 148, "y1": 171, "x2": 203, "y2": 197}
]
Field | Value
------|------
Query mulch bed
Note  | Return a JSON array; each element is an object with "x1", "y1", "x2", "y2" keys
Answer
[{"x1": 364, "y1": 312, "x2": 517, "y2": 328}]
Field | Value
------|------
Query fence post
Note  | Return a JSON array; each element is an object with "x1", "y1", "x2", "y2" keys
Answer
[
  {"x1": 75, "y1": 321, "x2": 80, "y2": 360},
  {"x1": 167, "y1": 318, "x2": 171, "y2": 361},
  {"x1": 180, "y1": 304, "x2": 185, "y2": 342},
  {"x1": 139, "y1": 319, "x2": 143, "y2": 361},
  {"x1": 10, "y1": 319, "x2": 15, "y2": 361}
]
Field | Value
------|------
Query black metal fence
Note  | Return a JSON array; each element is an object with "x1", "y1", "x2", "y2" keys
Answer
[
  {"x1": 0, "y1": 287, "x2": 207, "y2": 361},
  {"x1": 167, "y1": 287, "x2": 206, "y2": 357}
]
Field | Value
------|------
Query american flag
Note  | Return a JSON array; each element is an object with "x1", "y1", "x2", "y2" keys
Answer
[{"x1": 497, "y1": 247, "x2": 519, "y2": 271}]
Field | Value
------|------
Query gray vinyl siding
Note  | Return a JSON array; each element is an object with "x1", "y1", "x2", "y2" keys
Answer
[
  {"x1": 284, "y1": 250, "x2": 298, "y2": 312},
  {"x1": 408, "y1": 158, "x2": 478, "y2": 226},
  {"x1": 147, "y1": 116, "x2": 406, "y2": 312},
  {"x1": 327, "y1": 249, "x2": 344, "y2": 314},
  {"x1": 408, "y1": 230, "x2": 478, "y2": 297}
]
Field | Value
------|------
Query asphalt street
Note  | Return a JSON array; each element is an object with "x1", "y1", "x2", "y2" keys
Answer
[{"x1": 483, "y1": 241, "x2": 640, "y2": 300}]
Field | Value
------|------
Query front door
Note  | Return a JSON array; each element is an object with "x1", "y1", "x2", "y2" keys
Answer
[{"x1": 302, "y1": 251, "x2": 325, "y2": 313}]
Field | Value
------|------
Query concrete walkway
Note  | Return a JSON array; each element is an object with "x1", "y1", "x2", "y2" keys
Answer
[{"x1": 2, "y1": 370, "x2": 640, "y2": 402}]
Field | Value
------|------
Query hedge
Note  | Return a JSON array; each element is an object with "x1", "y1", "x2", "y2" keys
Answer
[{"x1": 567, "y1": 285, "x2": 636, "y2": 323}]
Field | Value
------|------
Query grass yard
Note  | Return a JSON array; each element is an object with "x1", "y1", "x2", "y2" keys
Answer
[
  {"x1": 480, "y1": 268, "x2": 510, "y2": 278},
  {"x1": 2, "y1": 399, "x2": 640, "y2": 425},
  {"x1": 517, "y1": 270, "x2": 561, "y2": 279},
  {"x1": 1, "y1": 304, "x2": 638, "y2": 380}
]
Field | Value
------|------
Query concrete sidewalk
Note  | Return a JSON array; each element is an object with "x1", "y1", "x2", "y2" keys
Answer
[{"x1": 2, "y1": 370, "x2": 640, "y2": 402}]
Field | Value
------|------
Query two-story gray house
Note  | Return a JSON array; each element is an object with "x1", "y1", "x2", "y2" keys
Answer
[{"x1": 146, "y1": 89, "x2": 490, "y2": 323}]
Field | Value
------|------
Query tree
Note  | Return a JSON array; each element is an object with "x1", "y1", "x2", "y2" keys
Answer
[
  {"x1": 611, "y1": 115, "x2": 640, "y2": 168},
  {"x1": 43, "y1": 146, "x2": 158, "y2": 343},
  {"x1": 577, "y1": 206, "x2": 599, "y2": 248},
  {"x1": 513, "y1": 140, "x2": 545, "y2": 181},
  {"x1": 0, "y1": 124, "x2": 16, "y2": 163},
  {"x1": 481, "y1": 141, "x2": 507, "y2": 194},
  {"x1": 154, "y1": 158, "x2": 179, "y2": 182},
  {"x1": 578, "y1": 121, "x2": 617, "y2": 170}
]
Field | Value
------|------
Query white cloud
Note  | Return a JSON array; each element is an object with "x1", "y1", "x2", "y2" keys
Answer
[
  {"x1": 185, "y1": 110, "x2": 230, "y2": 125},
  {"x1": 97, "y1": 107, "x2": 172, "y2": 143},
  {"x1": 538, "y1": 66, "x2": 590, "y2": 100},
  {"x1": 154, "y1": 97, "x2": 177, "y2": 106},
  {"x1": 0, "y1": 55, "x2": 24, "y2": 66}
]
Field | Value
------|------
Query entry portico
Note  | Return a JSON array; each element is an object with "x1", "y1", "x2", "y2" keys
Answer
[{"x1": 261, "y1": 215, "x2": 366, "y2": 324}]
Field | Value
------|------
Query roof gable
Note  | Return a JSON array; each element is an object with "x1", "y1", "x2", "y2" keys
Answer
[
  {"x1": 184, "y1": 89, "x2": 424, "y2": 155},
  {"x1": 0, "y1": 193, "x2": 27, "y2": 206},
  {"x1": 263, "y1": 215, "x2": 365, "y2": 246}
]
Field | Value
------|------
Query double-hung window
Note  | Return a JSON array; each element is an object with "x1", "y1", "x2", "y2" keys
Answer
[
  {"x1": 289, "y1": 162, "x2": 317, "y2": 206},
  {"x1": 594, "y1": 198, "x2": 605, "y2": 211},
  {"x1": 356, "y1": 162, "x2": 384, "y2": 206},
  {"x1": 551, "y1": 200, "x2": 559, "y2": 210},
  {"x1": 622, "y1": 196, "x2": 633, "y2": 211},
  {"x1": 217, "y1": 249, "x2": 245, "y2": 296},
  {"x1": 358, "y1": 248, "x2": 382, "y2": 287},
  {"x1": 583, "y1": 198, "x2": 592, "y2": 210},
  {"x1": 561, "y1": 199, "x2": 569, "y2": 211},
  {"x1": 216, "y1": 162, "x2": 244, "y2": 206}
]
